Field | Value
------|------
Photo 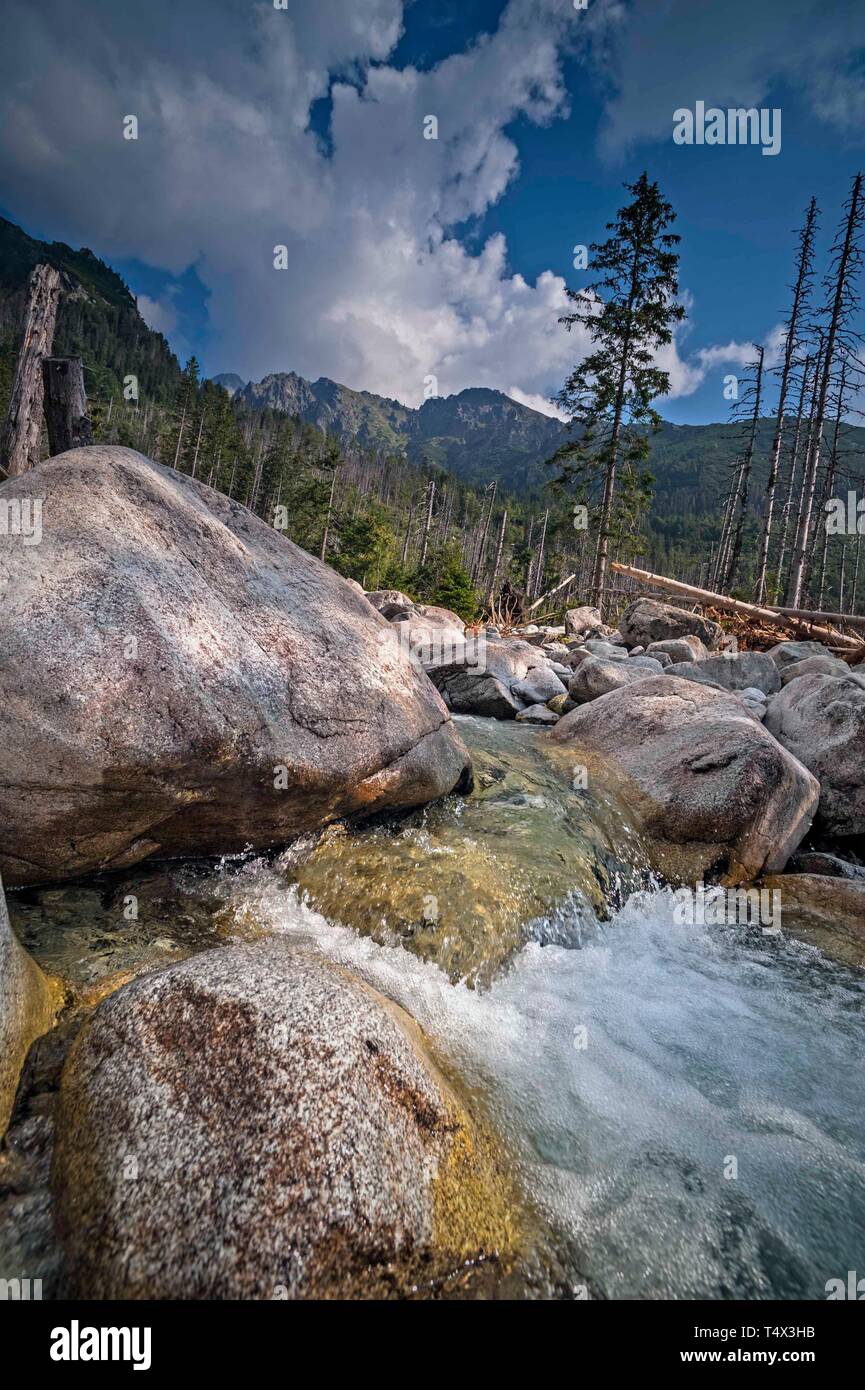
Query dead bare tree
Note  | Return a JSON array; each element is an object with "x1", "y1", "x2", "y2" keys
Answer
[
  {"x1": 786, "y1": 173, "x2": 865, "y2": 606},
  {"x1": 754, "y1": 198, "x2": 818, "y2": 603},
  {"x1": 1, "y1": 263, "x2": 61, "y2": 476}
]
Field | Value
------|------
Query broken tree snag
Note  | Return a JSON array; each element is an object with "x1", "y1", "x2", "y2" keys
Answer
[
  {"x1": 0, "y1": 263, "x2": 61, "y2": 477},
  {"x1": 42, "y1": 357, "x2": 93, "y2": 455},
  {"x1": 610, "y1": 561, "x2": 862, "y2": 650}
]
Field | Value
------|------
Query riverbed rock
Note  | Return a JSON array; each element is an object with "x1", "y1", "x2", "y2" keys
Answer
[
  {"x1": 426, "y1": 639, "x2": 563, "y2": 719},
  {"x1": 552, "y1": 676, "x2": 819, "y2": 883},
  {"x1": 564, "y1": 606, "x2": 603, "y2": 639},
  {"x1": 618, "y1": 599, "x2": 723, "y2": 651},
  {"x1": 584, "y1": 638, "x2": 629, "y2": 661},
  {"x1": 626, "y1": 655, "x2": 666, "y2": 674},
  {"x1": 767, "y1": 640, "x2": 831, "y2": 671},
  {"x1": 515, "y1": 704, "x2": 560, "y2": 725},
  {"x1": 739, "y1": 687, "x2": 768, "y2": 721},
  {"x1": 0, "y1": 878, "x2": 59, "y2": 1137},
  {"x1": 664, "y1": 651, "x2": 782, "y2": 697},
  {"x1": 364, "y1": 589, "x2": 415, "y2": 616},
  {"x1": 0, "y1": 448, "x2": 471, "y2": 886},
  {"x1": 52, "y1": 941, "x2": 518, "y2": 1300},
  {"x1": 780, "y1": 654, "x2": 851, "y2": 685},
  {"x1": 765, "y1": 672, "x2": 865, "y2": 838},
  {"x1": 568, "y1": 655, "x2": 656, "y2": 703},
  {"x1": 788, "y1": 851, "x2": 865, "y2": 881},
  {"x1": 645, "y1": 636, "x2": 709, "y2": 664},
  {"x1": 512, "y1": 667, "x2": 568, "y2": 706},
  {"x1": 760, "y1": 874, "x2": 865, "y2": 969}
]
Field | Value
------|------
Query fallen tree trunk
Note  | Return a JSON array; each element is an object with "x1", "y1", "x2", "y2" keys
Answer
[
  {"x1": 610, "y1": 561, "x2": 861, "y2": 650},
  {"x1": 526, "y1": 571, "x2": 576, "y2": 614},
  {"x1": 0, "y1": 263, "x2": 61, "y2": 477},
  {"x1": 764, "y1": 604, "x2": 865, "y2": 631}
]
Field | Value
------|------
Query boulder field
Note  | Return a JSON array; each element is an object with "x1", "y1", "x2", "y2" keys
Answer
[{"x1": 0, "y1": 447, "x2": 471, "y2": 886}]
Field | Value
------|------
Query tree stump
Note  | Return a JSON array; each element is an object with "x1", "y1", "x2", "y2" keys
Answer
[
  {"x1": 42, "y1": 357, "x2": 93, "y2": 455},
  {"x1": 0, "y1": 263, "x2": 61, "y2": 477}
]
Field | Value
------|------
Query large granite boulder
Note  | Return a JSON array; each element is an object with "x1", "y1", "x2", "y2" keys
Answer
[
  {"x1": 779, "y1": 654, "x2": 851, "y2": 685},
  {"x1": 0, "y1": 448, "x2": 471, "y2": 886},
  {"x1": 52, "y1": 941, "x2": 516, "y2": 1299},
  {"x1": 765, "y1": 672, "x2": 865, "y2": 838},
  {"x1": 551, "y1": 676, "x2": 819, "y2": 883},
  {"x1": 664, "y1": 651, "x2": 781, "y2": 697},
  {"x1": 767, "y1": 640, "x2": 832, "y2": 671},
  {"x1": 645, "y1": 636, "x2": 709, "y2": 664},
  {"x1": 567, "y1": 655, "x2": 656, "y2": 703},
  {"x1": 0, "y1": 877, "x2": 58, "y2": 1137},
  {"x1": 618, "y1": 599, "x2": 723, "y2": 651},
  {"x1": 426, "y1": 638, "x2": 563, "y2": 719},
  {"x1": 363, "y1": 589, "x2": 416, "y2": 617},
  {"x1": 564, "y1": 605, "x2": 603, "y2": 639}
]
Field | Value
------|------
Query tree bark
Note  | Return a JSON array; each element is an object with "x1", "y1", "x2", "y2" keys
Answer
[
  {"x1": 1, "y1": 263, "x2": 61, "y2": 476},
  {"x1": 41, "y1": 357, "x2": 93, "y2": 456}
]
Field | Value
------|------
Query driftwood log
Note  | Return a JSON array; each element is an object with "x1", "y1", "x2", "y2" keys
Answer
[{"x1": 611, "y1": 561, "x2": 862, "y2": 651}]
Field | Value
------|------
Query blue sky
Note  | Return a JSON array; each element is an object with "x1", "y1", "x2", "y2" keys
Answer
[{"x1": 1, "y1": 0, "x2": 864, "y2": 424}]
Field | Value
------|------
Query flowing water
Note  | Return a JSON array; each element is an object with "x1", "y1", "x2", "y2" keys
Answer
[{"x1": 8, "y1": 715, "x2": 865, "y2": 1299}]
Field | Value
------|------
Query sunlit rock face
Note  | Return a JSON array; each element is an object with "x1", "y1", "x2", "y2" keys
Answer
[
  {"x1": 0, "y1": 447, "x2": 471, "y2": 886},
  {"x1": 52, "y1": 940, "x2": 520, "y2": 1299},
  {"x1": 552, "y1": 675, "x2": 819, "y2": 884},
  {"x1": 0, "y1": 877, "x2": 58, "y2": 1137}
]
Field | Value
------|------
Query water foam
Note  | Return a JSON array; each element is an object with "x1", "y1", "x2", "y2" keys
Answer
[{"x1": 224, "y1": 860, "x2": 865, "y2": 1299}]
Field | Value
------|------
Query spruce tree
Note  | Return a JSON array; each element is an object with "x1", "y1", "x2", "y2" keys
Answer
[{"x1": 551, "y1": 172, "x2": 684, "y2": 612}]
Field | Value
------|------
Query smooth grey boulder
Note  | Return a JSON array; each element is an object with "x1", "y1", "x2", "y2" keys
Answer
[
  {"x1": 540, "y1": 642, "x2": 570, "y2": 662},
  {"x1": 512, "y1": 667, "x2": 567, "y2": 705},
  {"x1": 52, "y1": 941, "x2": 515, "y2": 1299},
  {"x1": 584, "y1": 638, "x2": 629, "y2": 661},
  {"x1": 767, "y1": 640, "x2": 830, "y2": 671},
  {"x1": 788, "y1": 851, "x2": 865, "y2": 881},
  {"x1": 765, "y1": 673, "x2": 865, "y2": 838},
  {"x1": 568, "y1": 655, "x2": 656, "y2": 703},
  {"x1": 515, "y1": 703, "x2": 560, "y2": 725},
  {"x1": 564, "y1": 605, "x2": 603, "y2": 639},
  {"x1": 739, "y1": 686, "x2": 768, "y2": 723},
  {"x1": 364, "y1": 588, "x2": 415, "y2": 616},
  {"x1": 552, "y1": 676, "x2": 819, "y2": 883},
  {"x1": 0, "y1": 877, "x2": 58, "y2": 1136},
  {"x1": 426, "y1": 638, "x2": 560, "y2": 719},
  {"x1": 646, "y1": 649, "x2": 672, "y2": 668},
  {"x1": 618, "y1": 598, "x2": 723, "y2": 651},
  {"x1": 664, "y1": 651, "x2": 781, "y2": 696},
  {"x1": 780, "y1": 654, "x2": 851, "y2": 685},
  {"x1": 0, "y1": 448, "x2": 471, "y2": 886},
  {"x1": 646, "y1": 635, "x2": 709, "y2": 664},
  {"x1": 626, "y1": 655, "x2": 665, "y2": 674},
  {"x1": 389, "y1": 603, "x2": 466, "y2": 648}
]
